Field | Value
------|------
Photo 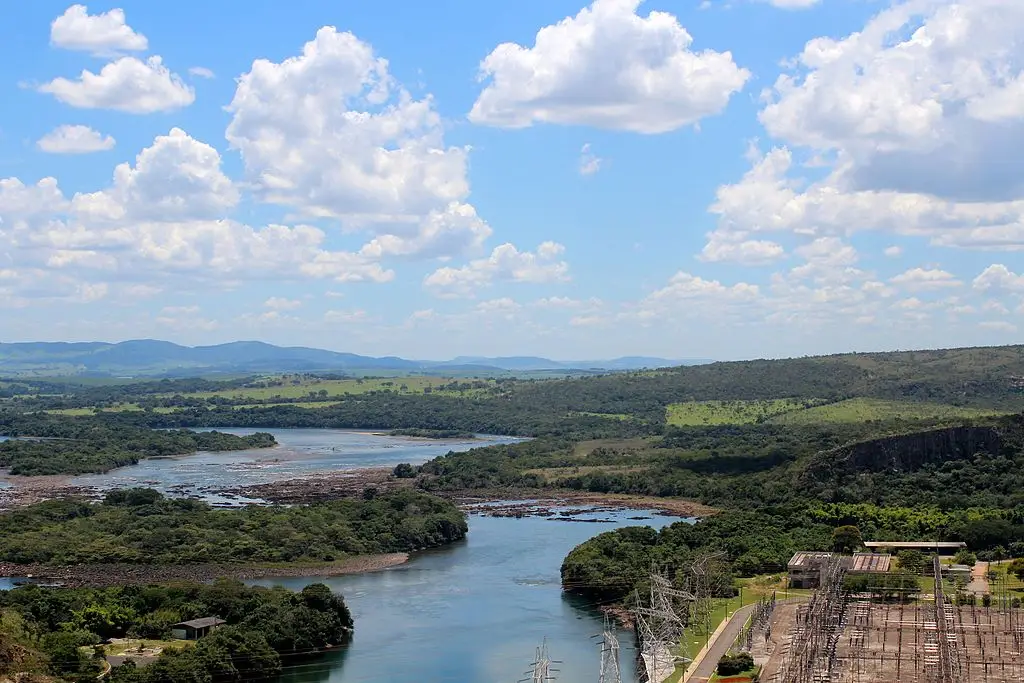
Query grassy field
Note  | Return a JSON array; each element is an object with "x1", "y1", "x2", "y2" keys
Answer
[
  {"x1": 666, "y1": 399, "x2": 824, "y2": 426},
  {"x1": 183, "y1": 375, "x2": 497, "y2": 400},
  {"x1": 570, "y1": 411, "x2": 634, "y2": 421},
  {"x1": 769, "y1": 397, "x2": 1006, "y2": 425}
]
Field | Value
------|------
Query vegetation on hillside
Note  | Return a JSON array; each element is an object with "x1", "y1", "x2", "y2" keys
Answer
[
  {"x1": 0, "y1": 580, "x2": 351, "y2": 682},
  {"x1": 0, "y1": 488, "x2": 467, "y2": 565},
  {"x1": 0, "y1": 415, "x2": 275, "y2": 475}
]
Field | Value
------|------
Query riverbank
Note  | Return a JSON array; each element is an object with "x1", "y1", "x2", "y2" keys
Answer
[
  {"x1": 1, "y1": 465, "x2": 716, "y2": 519},
  {"x1": 0, "y1": 553, "x2": 410, "y2": 588}
]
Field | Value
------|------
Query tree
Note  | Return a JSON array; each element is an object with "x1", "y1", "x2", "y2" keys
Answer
[
  {"x1": 832, "y1": 525, "x2": 863, "y2": 554},
  {"x1": 717, "y1": 652, "x2": 754, "y2": 676},
  {"x1": 896, "y1": 550, "x2": 926, "y2": 574},
  {"x1": 392, "y1": 463, "x2": 416, "y2": 478},
  {"x1": 1008, "y1": 558, "x2": 1024, "y2": 581},
  {"x1": 953, "y1": 549, "x2": 977, "y2": 567}
]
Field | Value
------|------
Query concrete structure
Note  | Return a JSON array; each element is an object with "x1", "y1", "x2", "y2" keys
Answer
[
  {"x1": 863, "y1": 541, "x2": 965, "y2": 555},
  {"x1": 171, "y1": 617, "x2": 225, "y2": 640},
  {"x1": 943, "y1": 564, "x2": 973, "y2": 580},
  {"x1": 787, "y1": 552, "x2": 835, "y2": 589}
]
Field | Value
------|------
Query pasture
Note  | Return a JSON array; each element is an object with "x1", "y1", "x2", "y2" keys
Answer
[
  {"x1": 769, "y1": 397, "x2": 1006, "y2": 424},
  {"x1": 182, "y1": 375, "x2": 498, "y2": 400},
  {"x1": 666, "y1": 398, "x2": 823, "y2": 426}
]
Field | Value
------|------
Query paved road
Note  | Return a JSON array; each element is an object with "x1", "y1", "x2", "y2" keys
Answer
[
  {"x1": 968, "y1": 561, "x2": 990, "y2": 596},
  {"x1": 685, "y1": 603, "x2": 756, "y2": 683}
]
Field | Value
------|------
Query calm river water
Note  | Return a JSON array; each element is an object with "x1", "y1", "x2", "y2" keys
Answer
[
  {"x1": 0, "y1": 428, "x2": 681, "y2": 681},
  {"x1": 254, "y1": 508, "x2": 682, "y2": 683}
]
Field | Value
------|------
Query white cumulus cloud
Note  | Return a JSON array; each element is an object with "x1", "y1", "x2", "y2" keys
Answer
[
  {"x1": 469, "y1": 0, "x2": 749, "y2": 133},
  {"x1": 37, "y1": 125, "x2": 115, "y2": 154},
  {"x1": 39, "y1": 56, "x2": 194, "y2": 113},
  {"x1": 50, "y1": 4, "x2": 148, "y2": 55},
  {"x1": 226, "y1": 27, "x2": 468, "y2": 222},
  {"x1": 425, "y1": 242, "x2": 570, "y2": 297},
  {"x1": 72, "y1": 128, "x2": 238, "y2": 222}
]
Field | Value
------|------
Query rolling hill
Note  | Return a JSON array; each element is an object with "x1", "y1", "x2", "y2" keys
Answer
[{"x1": 0, "y1": 340, "x2": 701, "y2": 377}]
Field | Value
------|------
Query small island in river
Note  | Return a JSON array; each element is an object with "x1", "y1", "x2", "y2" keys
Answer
[
  {"x1": 387, "y1": 427, "x2": 477, "y2": 439},
  {"x1": 0, "y1": 413, "x2": 276, "y2": 476}
]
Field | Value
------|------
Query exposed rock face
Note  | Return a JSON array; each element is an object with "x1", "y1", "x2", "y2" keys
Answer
[
  {"x1": 798, "y1": 423, "x2": 1010, "y2": 490},
  {"x1": 825, "y1": 426, "x2": 1002, "y2": 475}
]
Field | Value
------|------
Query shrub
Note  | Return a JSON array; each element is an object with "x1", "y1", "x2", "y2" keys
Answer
[{"x1": 717, "y1": 652, "x2": 755, "y2": 676}]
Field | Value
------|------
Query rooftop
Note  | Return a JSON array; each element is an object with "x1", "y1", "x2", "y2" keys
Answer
[
  {"x1": 788, "y1": 551, "x2": 834, "y2": 568},
  {"x1": 849, "y1": 553, "x2": 892, "y2": 573},
  {"x1": 174, "y1": 617, "x2": 226, "y2": 629},
  {"x1": 863, "y1": 541, "x2": 966, "y2": 549}
]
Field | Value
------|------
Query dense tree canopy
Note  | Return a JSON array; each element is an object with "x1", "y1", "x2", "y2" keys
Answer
[
  {"x1": 0, "y1": 580, "x2": 352, "y2": 682},
  {"x1": 0, "y1": 489, "x2": 467, "y2": 564},
  {"x1": 0, "y1": 415, "x2": 274, "y2": 475}
]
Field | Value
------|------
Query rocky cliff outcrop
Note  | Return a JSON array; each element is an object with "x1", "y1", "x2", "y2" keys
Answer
[{"x1": 800, "y1": 424, "x2": 1004, "y2": 485}]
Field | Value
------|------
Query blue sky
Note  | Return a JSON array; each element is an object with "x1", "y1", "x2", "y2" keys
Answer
[{"x1": 1, "y1": 0, "x2": 1022, "y2": 360}]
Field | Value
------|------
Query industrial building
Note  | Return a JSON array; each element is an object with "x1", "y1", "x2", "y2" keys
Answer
[{"x1": 787, "y1": 552, "x2": 892, "y2": 589}]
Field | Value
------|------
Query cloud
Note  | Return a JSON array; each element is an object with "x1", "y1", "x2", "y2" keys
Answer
[
  {"x1": 468, "y1": 0, "x2": 749, "y2": 133},
  {"x1": 0, "y1": 131, "x2": 394, "y2": 299},
  {"x1": 264, "y1": 297, "x2": 302, "y2": 311},
  {"x1": 357, "y1": 202, "x2": 492, "y2": 259},
  {"x1": 425, "y1": 242, "x2": 569, "y2": 297},
  {"x1": 699, "y1": 234, "x2": 785, "y2": 265},
  {"x1": 161, "y1": 305, "x2": 199, "y2": 315},
  {"x1": 50, "y1": 4, "x2": 148, "y2": 55},
  {"x1": 37, "y1": 124, "x2": 115, "y2": 154},
  {"x1": 884, "y1": 246, "x2": 902, "y2": 258},
  {"x1": 72, "y1": 128, "x2": 238, "y2": 222},
  {"x1": 889, "y1": 267, "x2": 962, "y2": 291},
  {"x1": 702, "y1": 1, "x2": 1024, "y2": 265},
  {"x1": 645, "y1": 272, "x2": 760, "y2": 308},
  {"x1": 760, "y1": 0, "x2": 1024, "y2": 203},
  {"x1": 973, "y1": 264, "x2": 1024, "y2": 292},
  {"x1": 475, "y1": 297, "x2": 522, "y2": 315},
  {"x1": 709, "y1": 147, "x2": 1024, "y2": 252},
  {"x1": 226, "y1": 27, "x2": 467, "y2": 223},
  {"x1": 39, "y1": 56, "x2": 195, "y2": 113},
  {"x1": 188, "y1": 67, "x2": 215, "y2": 79},
  {"x1": 324, "y1": 309, "x2": 369, "y2": 323},
  {"x1": 579, "y1": 144, "x2": 602, "y2": 176}
]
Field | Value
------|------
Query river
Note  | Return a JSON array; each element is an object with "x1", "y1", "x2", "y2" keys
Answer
[
  {"x1": 1, "y1": 428, "x2": 679, "y2": 681},
  {"x1": 25, "y1": 428, "x2": 519, "y2": 503},
  {"x1": 255, "y1": 507, "x2": 682, "y2": 683}
]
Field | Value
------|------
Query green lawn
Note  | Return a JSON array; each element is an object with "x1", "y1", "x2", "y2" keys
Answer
[
  {"x1": 666, "y1": 399, "x2": 824, "y2": 426},
  {"x1": 770, "y1": 398, "x2": 1006, "y2": 425}
]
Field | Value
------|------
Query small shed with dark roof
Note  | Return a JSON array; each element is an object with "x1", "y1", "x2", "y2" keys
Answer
[{"x1": 171, "y1": 617, "x2": 226, "y2": 640}]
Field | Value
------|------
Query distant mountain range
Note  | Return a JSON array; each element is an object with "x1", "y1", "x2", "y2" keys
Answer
[{"x1": 0, "y1": 340, "x2": 711, "y2": 377}]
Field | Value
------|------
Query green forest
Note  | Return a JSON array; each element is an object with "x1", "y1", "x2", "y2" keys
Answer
[
  {"x1": 3, "y1": 343, "x2": 1024, "y2": 681},
  {"x1": 0, "y1": 415, "x2": 274, "y2": 475},
  {"x1": 0, "y1": 580, "x2": 351, "y2": 683},
  {"x1": 0, "y1": 489, "x2": 467, "y2": 564}
]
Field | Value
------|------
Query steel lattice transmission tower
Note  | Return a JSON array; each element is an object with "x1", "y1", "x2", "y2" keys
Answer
[
  {"x1": 520, "y1": 638, "x2": 559, "y2": 683},
  {"x1": 597, "y1": 616, "x2": 622, "y2": 683}
]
